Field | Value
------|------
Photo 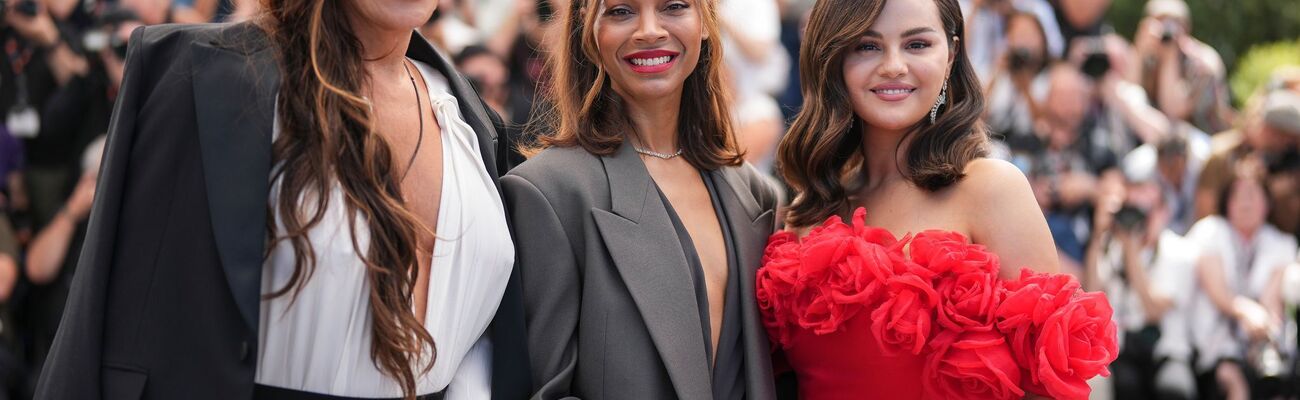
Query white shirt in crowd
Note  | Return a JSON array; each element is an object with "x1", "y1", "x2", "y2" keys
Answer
[
  {"x1": 1097, "y1": 230, "x2": 1199, "y2": 361},
  {"x1": 1185, "y1": 216, "x2": 1298, "y2": 373},
  {"x1": 255, "y1": 60, "x2": 514, "y2": 398}
]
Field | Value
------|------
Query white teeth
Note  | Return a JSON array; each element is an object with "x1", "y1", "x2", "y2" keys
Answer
[
  {"x1": 876, "y1": 89, "x2": 912, "y2": 95},
  {"x1": 630, "y1": 56, "x2": 672, "y2": 66}
]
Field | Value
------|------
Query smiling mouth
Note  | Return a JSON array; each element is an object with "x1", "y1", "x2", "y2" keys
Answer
[
  {"x1": 629, "y1": 55, "x2": 674, "y2": 66},
  {"x1": 870, "y1": 88, "x2": 917, "y2": 95},
  {"x1": 623, "y1": 50, "x2": 680, "y2": 74}
]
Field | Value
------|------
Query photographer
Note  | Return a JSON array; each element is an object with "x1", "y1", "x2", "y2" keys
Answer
[
  {"x1": 1127, "y1": 0, "x2": 1233, "y2": 134},
  {"x1": 1197, "y1": 79, "x2": 1300, "y2": 237},
  {"x1": 2, "y1": 0, "x2": 74, "y2": 228},
  {"x1": 1188, "y1": 174, "x2": 1298, "y2": 400},
  {"x1": 454, "y1": 45, "x2": 526, "y2": 167},
  {"x1": 961, "y1": 0, "x2": 1063, "y2": 80},
  {"x1": 985, "y1": 11, "x2": 1053, "y2": 152},
  {"x1": 1120, "y1": 129, "x2": 1210, "y2": 235},
  {"x1": 23, "y1": 135, "x2": 101, "y2": 380},
  {"x1": 1085, "y1": 137, "x2": 1201, "y2": 400}
]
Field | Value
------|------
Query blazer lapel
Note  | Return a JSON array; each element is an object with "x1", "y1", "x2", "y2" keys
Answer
[
  {"x1": 404, "y1": 32, "x2": 501, "y2": 180},
  {"x1": 591, "y1": 143, "x2": 712, "y2": 400},
  {"x1": 713, "y1": 168, "x2": 777, "y2": 399},
  {"x1": 190, "y1": 27, "x2": 278, "y2": 332}
]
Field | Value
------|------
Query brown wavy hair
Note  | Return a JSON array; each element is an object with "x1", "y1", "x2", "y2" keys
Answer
[
  {"x1": 779, "y1": 0, "x2": 987, "y2": 228},
  {"x1": 525, "y1": 0, "x2": 742, "y2": 170},
  {"x1": 257, "y1": 1, "x2": 434, "y2": 397}
]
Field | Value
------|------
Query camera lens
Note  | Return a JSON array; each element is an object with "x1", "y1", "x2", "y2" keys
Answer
[
  {"x1": 1009, "y1": 48, "x2": 1034, "y2": 72},
  {"x1": 1082, "y1": 53, "x2": 1110, "y2": 80}
]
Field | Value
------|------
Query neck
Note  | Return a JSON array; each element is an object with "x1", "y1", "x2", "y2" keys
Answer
[
  {"x1": 351, "y1": 18, "x2": 413, "y2": 85},
  {"x1": 623, "y1": 91, "x2": 682, "y2": 154},
  {"x1": 860, "y1": 124, "x2": 911, "y2": 189},
  {"x1": 1233, "y1": 224, "x2": 1258, "y2": 243}
]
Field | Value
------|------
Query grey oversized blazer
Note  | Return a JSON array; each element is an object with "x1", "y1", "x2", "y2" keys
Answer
[{"x1": 501, "y1": 142, "x2": 781, "y2": 400}]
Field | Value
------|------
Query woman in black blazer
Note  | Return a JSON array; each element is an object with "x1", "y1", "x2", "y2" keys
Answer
[
  {"x1": 34, "y1": 2, "x2": 528, "y2": 399},
  {"x1": 502, "y1": 0, "x2": 780, "y2": 399}
]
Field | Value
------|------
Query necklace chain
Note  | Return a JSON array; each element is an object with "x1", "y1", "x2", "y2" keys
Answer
[
  {"x1": 633, "y1": 146, "x2": 683, "y2": 160},
  {"x1": 400, "y1": 58, "x2": 423, "y2": 182},
  {"x1": 361, "y1": 59, "x2": 424, "y2": 182}
]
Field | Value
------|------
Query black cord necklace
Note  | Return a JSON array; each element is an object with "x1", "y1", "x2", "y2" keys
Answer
[{"x1": 400, "y1": 58, "x2": 423, "y2": 182}]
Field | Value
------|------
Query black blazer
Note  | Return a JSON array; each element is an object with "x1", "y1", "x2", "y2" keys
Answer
[{"x1": 34, "y1": 22, "x2": 529, "y2": 400}]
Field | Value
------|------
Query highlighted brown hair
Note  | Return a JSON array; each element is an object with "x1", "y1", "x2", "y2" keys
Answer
[
  {"x1": 778, "y1": 0, "x2": 987, "y2": 228},
  {"x1": 525, "y1": 0, "x2": 742, "y2": 170},
  {"x1": 258, "y1": 1, "x2": 433, "y2": 398}
]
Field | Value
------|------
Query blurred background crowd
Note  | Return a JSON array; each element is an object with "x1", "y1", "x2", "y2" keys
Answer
[{"x1": 0, "y1": 0, "x2": 1296, "y2": 398}]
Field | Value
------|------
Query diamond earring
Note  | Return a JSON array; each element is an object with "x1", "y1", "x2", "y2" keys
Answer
[{"x1": 929, "y1": 81, "x2": 948, "y2": 124}]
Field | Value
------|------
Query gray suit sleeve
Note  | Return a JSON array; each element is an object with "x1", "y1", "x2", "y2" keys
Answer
[{"x1": 501, "y1": 174, "x2": 583, "y2": 400}]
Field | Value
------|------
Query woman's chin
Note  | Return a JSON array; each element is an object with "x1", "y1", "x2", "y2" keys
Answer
[{"x1": 860, "y1": 115, "x2": 925, "y2": 132}]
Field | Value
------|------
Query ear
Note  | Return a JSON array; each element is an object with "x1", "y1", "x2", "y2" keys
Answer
[
  {"x1": 948, "y1": 35, "x2": 959, "y2": 72},
  {"x1": 701, "y1": 14, "x2": 711, "y2": 41},
  {"x1": 944, "y1": 35, "x2": 959, "y2": 81}
]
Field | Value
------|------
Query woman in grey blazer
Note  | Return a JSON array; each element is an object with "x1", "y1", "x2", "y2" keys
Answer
[{"x1": 500, "y1": 0, "x2": 780, "y2": 399}]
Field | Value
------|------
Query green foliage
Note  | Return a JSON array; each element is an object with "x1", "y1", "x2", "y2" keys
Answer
[
  {"x1": 1108, "y1": 0, "x2": 1300, "y2": 77},
  {"x1": 1228, "y1": 40, "x2": 1300, "y2": 106}
]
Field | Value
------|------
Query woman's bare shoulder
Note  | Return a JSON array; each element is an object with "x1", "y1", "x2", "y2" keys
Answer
[{"x1": 956, "y1": 158, "x2": 1034, "y2": 204}]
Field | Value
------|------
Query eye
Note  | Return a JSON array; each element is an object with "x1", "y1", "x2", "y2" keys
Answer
[
  {"x1": 665, "y1": 1, "x2": 689, "y2": 11},
  {"x1": 605, "y1": 5, "x2": 633, "y2": 16},
  {"x1": 906, "y1": 40, "x2": 932, "y2": 50},
  {"x1": 856, "y1": 42, "x2": 880, "y2": 52}
]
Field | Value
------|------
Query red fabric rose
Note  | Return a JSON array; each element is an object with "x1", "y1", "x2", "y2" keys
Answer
[
  {"x1": 870, "y1": 271, "x2": 940, "y2": 355},
  {"x1": 910, "y1": 230, "x2": 1000, "y2": 276},
  {"x1": 923, "y1": 330, "x2": 1025, "y2": 400},
  {"x1": 996, "y1": 269, "x2": 1118, "y2": 400},
  {"x1": 935, "y1": 270, "x2": 1003, "y2": 332},
  {"x1": 756, "y1": 212, "x2": 900, "y2": 347},
  {"x1": 996, "y1": 269, "x2": 1082, "y2": 367},
  {"x1": 1029, "y1": 291, "x2": 1118, "y2": 400}
]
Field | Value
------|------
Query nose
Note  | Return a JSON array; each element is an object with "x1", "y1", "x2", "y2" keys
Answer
[
  {"x1": 632, "y1": 11, "x2": 669, "y2": 44},
  {"x1": 878, "y1": 48, "x2": 907, "y2": 79}
]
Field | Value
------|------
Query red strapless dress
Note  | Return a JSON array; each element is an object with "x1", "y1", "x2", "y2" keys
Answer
[{"x1": 756, "y1": 208, "x2": 1119, "y2": 400}]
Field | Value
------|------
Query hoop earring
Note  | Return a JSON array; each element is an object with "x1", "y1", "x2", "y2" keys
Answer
[{"x1": 929, "y1": 80, "x2": 948, "y2": 124}]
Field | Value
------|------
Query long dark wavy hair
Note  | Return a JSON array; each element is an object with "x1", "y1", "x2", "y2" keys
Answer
[
  {"x1": 257, "y1": 1, "x2": 434, "y2": 397},
  {"x1": 525, "y1": 0, "x2": 743, "y2": 170},
  {"x1": 779, "y1": 0, "x2": 987, "y2": 228}
]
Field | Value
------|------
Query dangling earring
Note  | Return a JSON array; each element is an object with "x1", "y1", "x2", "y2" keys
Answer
[{"x1": 929, "y1": 80, "x2": 948, "y2": 124}]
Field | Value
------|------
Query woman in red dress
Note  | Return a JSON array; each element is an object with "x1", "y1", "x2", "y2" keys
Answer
[{"x1": 757, "y1": 0, "x2": 1119, "y2": 398}]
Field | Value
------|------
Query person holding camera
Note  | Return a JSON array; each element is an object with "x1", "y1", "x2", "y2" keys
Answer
[
  {"x1": 1, "y1": 0, "x2": 89, "y2": 229},
  {"x1": 984, "y1": 10, "x2": 1052, "y2": 153},
  {"x1": 22, "y1": 134, "x2": 101, "y2": 384},
  {"x1": 1187, "y1": 173, "x2": 1298, "y2": 400},
  {"x1": 1084, "y1": 139, "x2": 1201, "y2": 400},
  {"x1": 960, "y1": 0, "x2": 1062, "y2": 81},
  {"x1": 1118, "y1": 129, "x2": 1210, "y2": 236},
  {"x1": 1197, "y1": 76, "x2": 1300, "y2": 237},
  {"x1": 1128, "y1": 0, "x2": 1233, "y2": 134}
]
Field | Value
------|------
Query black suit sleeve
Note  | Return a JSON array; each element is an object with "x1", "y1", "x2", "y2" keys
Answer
[{"x1": 35, "y1": 26, "x2": 149, "y2": 400}]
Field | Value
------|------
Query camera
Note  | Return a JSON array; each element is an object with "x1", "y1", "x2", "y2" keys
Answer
[
  {"x1": 0, "y1": 0, "x2": 40, "y2": 19},
  {"x1": 82, "y1": 7, "x2": 139, "y2": 57},
  {"x1": 1081, "y1": 52, "x2": 1110, "y2": 80},
  {"x1": 1113, "y1": 205, "x2": 1147, "y2": 232},
  {"x1": 1008, "y1": 47, "x2": 1040, "y2": 74},
  {"x1": 1160, "y1": 20, "x2": 1179, "y2": 44}
]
